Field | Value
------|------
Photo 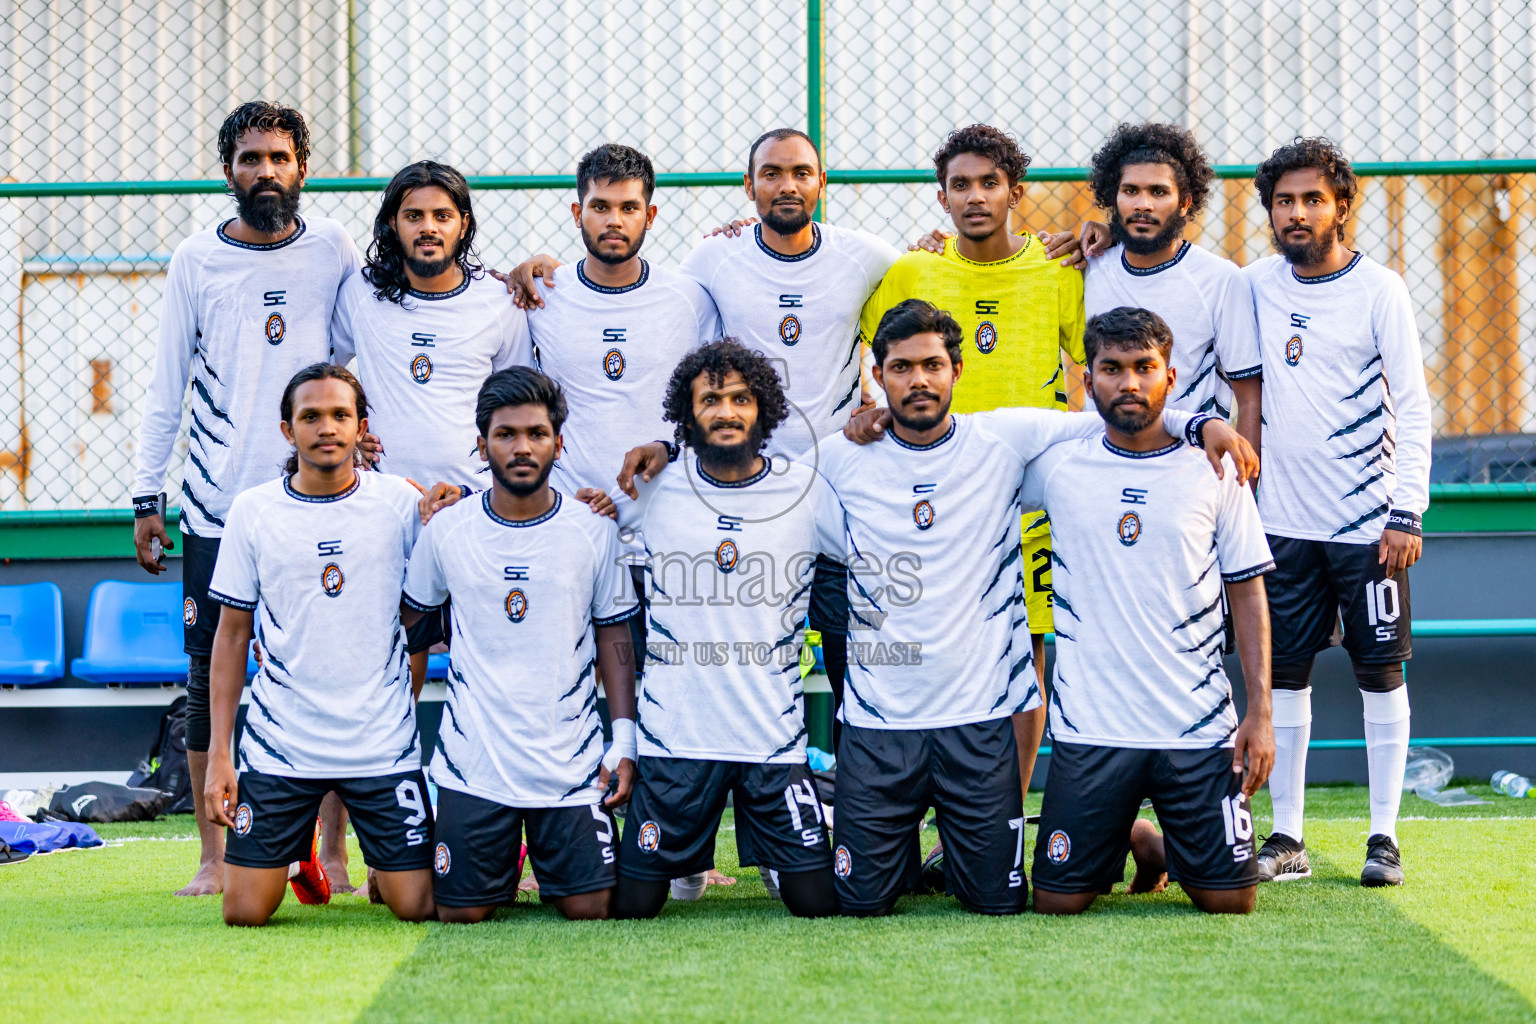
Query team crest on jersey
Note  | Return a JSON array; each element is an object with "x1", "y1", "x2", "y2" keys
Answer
[
  {"x1": 778, "y1": 314, "x2": 802, "y2": 346},
  {"x1": 183, "y1": 597, "x2": 197, "y2": 627},
  {"x1": 233, "y1": 803, "x2": 253, "y2": 837},
  {"x1": 1046, "y1": 829, "x2": 1070, "y2": 864},
  {"x1": 264, "y1": 313, "x2": 285, "y2": 345},
  {"x1": 411, "y1": 354, "x2": 433, "y2": 384},
  {"x1": 505, "y1": 588, "x2": 528, "y2": 623},
  {"x1": 433, "y1": 842, "x2": 451, "y2": 876},
  {"x1": 834, "y1": 845, "x2": 852, "y2": 878},
  {"x1": 1285, "y1": 335, "x2": 1303, "y2": 366},
  {"x1": 913, "y1": 500, "x2": 936, "y2": 531},
  {"x1": 715, "y1": 539, "x2": 739, "y2": 573},
  {"x1": 603, "y1": 348, "x2": 625, "y2": 380},
  {"x1": 975, "y1": 320, "x2": 998, "y2": 354},
  {"x1": 637, "y1": 820, "x2": 661, "y2": 853},
  {"x1": 321, "y1": 562, "x2": 345, "y2": 597},
  {"x1": 1117, "y1": 512, "x2": 1141, "y2": 547}
]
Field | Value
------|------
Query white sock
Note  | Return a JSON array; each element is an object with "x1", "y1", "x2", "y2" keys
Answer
[
  {"x1": 1270, "y1": 687, "x2": 1312, "y2": 842},
  {"x1": 1362, "y1": 686, "x2": 1411, "y2": 843}
]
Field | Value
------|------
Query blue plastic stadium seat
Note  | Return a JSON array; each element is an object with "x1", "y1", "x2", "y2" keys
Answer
[
  {"x1": 0, "y1": 582, "x2": 66, "y2": 686},
  {"x1": 70, "y1": 580, "x2": 190, "y2": 684},
  {"x1": 427, "y1": 652, "x2": 450, "y2": 680}
]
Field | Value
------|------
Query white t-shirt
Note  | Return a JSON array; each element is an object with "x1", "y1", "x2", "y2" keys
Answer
[
  {"x1": 132, "y1": 217, "x2": 363, "y2": 537},
  {"x1": 207, "y1": 471, "x2": 423, "y2": 777},
  {"x1": 331, "y1": 270, "x2": 531, "y2": 488},
  {"x1": 529, "y1": 259, "x2": 718, "y2": 498},
  {"x1": 617, "y1": 454, "x2": 842, "y2": 763},
  {"x1": 815, "y1": 405, "x2": 1198, "y2": 731},
  {"x1": 1021, "y1": 436, "x2": 1274, "y2": 749},
  {"x1": 679, "y1": 223, "x2": 900, "y2": 460},
  {"x1": 1244, "y1": 253, "x2": 1432, "y2": 542},
  {"x1": 403, "y1": 490, "x2": 639, "y2": 808},
  {"x1": 1084, "y1": 241, "x2": 1263, "y2": 417}
]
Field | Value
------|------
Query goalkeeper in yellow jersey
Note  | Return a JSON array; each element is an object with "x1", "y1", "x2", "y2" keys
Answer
[{"x1": 846, "y1": 124, "x2": 1086, "y2": 841}]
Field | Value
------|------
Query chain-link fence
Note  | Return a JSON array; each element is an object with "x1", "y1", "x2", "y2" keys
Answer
[{"x1": 3, "y1": 0, "x2": 1535, "y2": 512}]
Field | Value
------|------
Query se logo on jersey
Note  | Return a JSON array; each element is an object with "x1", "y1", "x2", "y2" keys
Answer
[
  {"x1": 834, "y1": 845, "x2": 852, "y2": 878},
  {"x1": 715, "y1": 539, "x2": 739, "y2": 574},
  {"x1": 1285, "y1": 335, "x2": 1303, "y2": 366},
  {"x1": 1046, "y1": 829, "x2": 1071, "y2": 864},
  {"x1": 505, "y1": 588, "x2": 528, "y2": 623},
  {"x1": 434, "y1": 842, "x2": 451, "y2": 876},
  {"x1": 779, "y1": 314, "x2": 802, "y2": 346},
  {"x1": 1117, "y1": 512, "x2": 1141, "y2": 547},
  {"x1": 637, "y1": 820, "x2": 661, "y2": 853},
  {"x1": 233, "y1": 803, "x2": 253, "y2": 837},
  {"x1": 913, "y1": 500, "x2": 936, "y2": 531},
  {"x1": 603, "y1": 348, "x2": 625, "y2": 380},
  {"x1": 411, "y1": 354, "x2": 433, "y2": 384},
  {"x1": 265, "y1": 313, "x2": 286, "y2": 345},
  {"x1": 975, "y1": 321, "x2": 998, "y2": 354},
  {"x1": 321, "y1": 562, "x2": 345, "y2": 597},
  {"x1": 183, "y1": 597, "x2": 197, "y2": 627}
]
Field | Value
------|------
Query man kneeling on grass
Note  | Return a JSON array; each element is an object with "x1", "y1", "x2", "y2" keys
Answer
[
  {"x1": 1024, "y1": 308, "x2": 1275, "y2": 915},
  {"x1": 204, "y1": 364, "x2": 443, "y2": 926}
]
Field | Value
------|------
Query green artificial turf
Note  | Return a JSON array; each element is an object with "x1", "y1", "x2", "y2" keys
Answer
[{"x1": 2, "y1": 785, "x2": 1533, "y2": 1023}]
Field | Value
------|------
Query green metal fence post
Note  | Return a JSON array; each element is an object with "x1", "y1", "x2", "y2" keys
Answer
[{"x1": 808, "y1": 0, "x2": 826, "y2": 222}]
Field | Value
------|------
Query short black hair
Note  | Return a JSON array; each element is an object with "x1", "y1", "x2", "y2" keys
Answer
[
  {"x1": 1083, "y1": 306, "x2": 1174, "y2": 366},
  {"x1": 933, "y1": 124, "x2": 1030, "y2": 187},
  {"x1": 576, "y1": 144, "x2": 656, "y2": 203},
  {"x1": 365, "y1": 160, "x2": 483, "y2": 304},
  {"x1": 662, "y1": 339, "x2": 789, "y2": 450},
  {"x1": 279, "y1": 363, "x2": 367, "y2": 474},
  {"x1": 747, "y1": 128, "x2": 821, "y2": 177},
  {"x1": 218, "y1": 101, "x2": 311, "y2": 168},
  {"x1": 870, "y1": 299, "x2": 964, "y2": 368},
  {"x1": 1088, "y1": 122, "x2": 1214, "y2": 215},
  {"x1": 475, "y1": 367, "x2": 568, "y2": 437},
  {"x1": 1254, "y1": 137, "x2": 1358, "y2": 238}
]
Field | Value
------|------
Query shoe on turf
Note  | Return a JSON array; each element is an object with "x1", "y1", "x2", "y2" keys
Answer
[
  {"x1": 290, "y1": 817, "x2": 331, "y2": 905},
  {"x1": 0, "y1": 801, "x2": 26, "y2": 823},
  {"x1": 1255, "y1": 833, "x2": 1311, "y2": 882},
  {"x1": 0, "y1": 839, "x2": 31, "y2": 866},
  {"x1": 915, "y1": 845, "x2": 946, "y2": 895},
  {"x1": 669, "y1": 872, "x2": 708, "y2": 901},
  {"x1": 1360, "y1": 834, "x2": 1404, "y2": 887}
]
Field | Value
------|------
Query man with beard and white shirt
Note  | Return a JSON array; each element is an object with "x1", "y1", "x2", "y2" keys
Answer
[
  {"x1": 1243, "y1": 139, "x2": 1431, "y2": 888},
  {"x1": 130, "y1": 101, "x2": 362, "y2": 898},
  {"x1": 1080, "y1": 123, "x2": 1263, "y2": 452}
]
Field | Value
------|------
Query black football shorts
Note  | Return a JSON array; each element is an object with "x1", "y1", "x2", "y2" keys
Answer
[
  {"x1": 223, "y1": 769, "x2": 433, "y2": 872},
  {"x1": 1265, "y1": 535, "x2": 1412, "y2": 665}
]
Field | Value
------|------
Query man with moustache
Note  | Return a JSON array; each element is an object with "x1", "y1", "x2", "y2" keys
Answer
[
  {"x1": 1081, "y1": 123, "x2": 1263, "y2": 451},
  {"x1": 130, "y1": 101, "x2": 363, "y2": 898},
  {"x1": 1243, "y1": 139, "x2": 1430, "y2": 888}
]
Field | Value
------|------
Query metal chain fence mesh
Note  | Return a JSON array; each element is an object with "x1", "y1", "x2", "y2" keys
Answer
[{"x1": 2, "y1": 0, "x2": 1534, "y2": 512}]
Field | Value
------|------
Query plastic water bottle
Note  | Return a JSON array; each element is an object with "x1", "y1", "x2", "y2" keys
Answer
[{"x1": 1491, "y1": 771, "x2": 1534, "y2": 798}]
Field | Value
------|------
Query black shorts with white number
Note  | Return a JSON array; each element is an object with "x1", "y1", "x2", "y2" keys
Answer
[
  {"x1": 180, "y1": 530, "x2": 222, "y2": 656},
  {"x1": 833, "y1": 719, "x2": 1027, "y2": 916},
  {"x1": 1266, "y1": 535, "x2": 1412, "y2": 665},
  {"x1": 1032, "y1": 742, "x2": 1257, "y2": 894},
  {"x1": 617, "y1": 757, "x2": 831, "y2": 881},
  {"x1": 432, "y1": 787, "x2": 617, "y2": 905},
  {"x1": 223, "y1": 769, "x2": 433, "y2": 872}
]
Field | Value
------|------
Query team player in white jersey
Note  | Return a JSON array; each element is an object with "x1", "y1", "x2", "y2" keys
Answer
[
  {"x1": 1081, "y1": 123, "x2": 1264, "y2": 451},
  {"x1": 332, "y1": 160, "x2": 531, "y2": 489},
  {"x1": 1023, "y1": 308, "x2": 1275, "y2": 915},
  {"x1": 402, "y1": 368, "x2": 640, "y2": 921},
  {"x1": 816, "y1": 300, "x2": 1251, "y2": 916},
  {"x1": 202, "y1": 364, "x2": 436, "y2": 927},
  {"x1": 1244, "y1": 140, "x2": 1431, "y2": 888},
  {"x1": 605, "y1": 341, "x2": 839, "y2": 919},
  {"x1": 130, "y1": 102, "x2": 363, "y2": 898}
]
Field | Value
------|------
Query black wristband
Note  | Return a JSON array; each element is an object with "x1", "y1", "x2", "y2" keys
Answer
[
  {"x1": 1385, "y1": 509, "x2": 1422, "y2": 536},
  {"x1": 132, "y1": 494, "x2": 162, "y2": 518},
  {"x1": 1185, "y1": 413, "x2": 1216, "y2": 448},
  {"x1": 458, "y1": 485, "x2": 474, "y2": 501},
  {"x1": 659, "y1": 439, "x2": 680, "y2": 463}
]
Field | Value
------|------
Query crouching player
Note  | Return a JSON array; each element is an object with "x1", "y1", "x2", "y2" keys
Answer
[
  {"x1": 1026, "y1": 308, "x2": 1275, "y2": 915},
  {"x1": 403, "y1": 368, "x2": 639, "y2": 922},
  {"x1": 609, "y1": 341, "x2": 840, "y2": 918},
  {"x1": 204, "y1": 364, "x2": 438, "y2": 926}
]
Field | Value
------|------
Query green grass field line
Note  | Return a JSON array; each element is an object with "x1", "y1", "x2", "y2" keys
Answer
[{"x1": 2, "y1": 786, "x2": 1532, "y2": 1024}]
